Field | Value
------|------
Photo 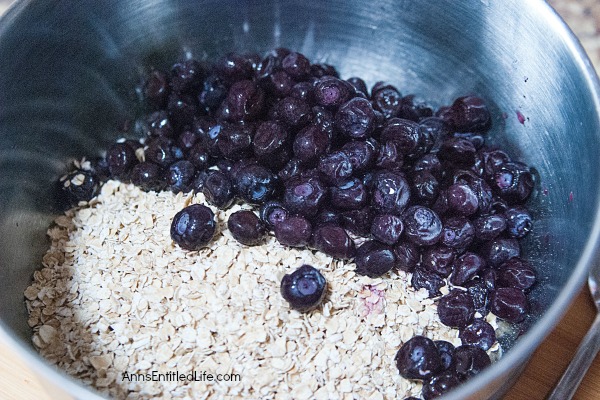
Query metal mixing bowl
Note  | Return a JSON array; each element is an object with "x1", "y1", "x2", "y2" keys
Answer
[{"x1": 1, "y1": 0, "x2": 599, "y2": 399}]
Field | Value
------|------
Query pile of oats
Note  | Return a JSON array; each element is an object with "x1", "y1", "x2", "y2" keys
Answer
[{"x1": 25, "y1": 180, "x2": 499, "y2": 399}]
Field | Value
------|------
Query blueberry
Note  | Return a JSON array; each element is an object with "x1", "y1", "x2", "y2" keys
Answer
[
  {"x1": 411, "y1": 266, "x2": 445, "y2": 298},
  {"x1": 281, "y1": 52, "x2": 311, "y2": 79},
  {"x1": 259, "y1": 200, "x2": 289, "y2": 230},
  {"x1": 202, "y1": 170, "x2": 235, "y2": 209},
  {"x1": 223, "y1": 80, "x2": 265, "y2": 122},
  {"x1": 59, "y1": 169, "x2": 99, "y2": 205},
  {"x1": 419, "y1": 117, "x2": 451, "y2": 151},
  {"x1": 311, "y1": 224, "x2": 356, "y2": 260},
  {"x1": 166, "y1": 160, "x2": 195, "y2": 193},
  {"x1": 215, "y1": 52, "x2": 254, "y2": 83},
  {"x1": 422, "y1": 371, "x2": 460, "y2": 400},
  {"x1": 422, "y1": 246, "x2": 455, "y2": 277},
  {"x1": 450, "y1": 252, "x2": 486, "y2": 286},
  {"x1": 473, "y1": 213, "x2": 507, "y2": 241},
  {"x1": 170, "y1": 59, "x2": 205, "y2": 93},
  {"x1": 465, "y1": 278, "x2": 491, "y2": 317},
  {"x1": 167, "y1": 92, "x2": 198, "y2": 128},
  {"x1": 441, "y1": 216, "x2": 475, "y2": 250},
  {"x1": 439, "y1": 138, "x2": 477, "y2": 167},
  {"x1": 375, "y1": 141, "x2": 404, "y2": 171},
  {"x1": 227, "y1": 210, "x2": 267, "y2": 246},
  {"x1": 443, "y1": 95, "x2": 491, "y2": 133},
  {"x1": 380, "y1": 118, "x2": 423, "y2": 158},
  {"x1": 310, "y1": 63, "x2": 339, "y2": 78},
  {"x1": 312, "y1": 209, "x2": 341, "y2": 226},
  {"x1": 318, "y1": 150, "x2": 353, "y2": 186},
  {"x1": 346, "y1": 77, "x2": 368, "y2": 96},
  {"x1": 459, "y1": 319, "x2": 496, "y2": 351},
  {"x1": 253, "y1": 121, "x2": 290, "y2": 164},
  {"x1": 453, "y1": 345, "x2": 491, "y2": 381},
  {"x1": 144, "y1": 69, "x2": 170, "y2": 108},
  {"x1": 280, "y1": 265, "x2": 327, "y2": 312},
  {"x1": 482, "y1": 238, "x2": 521, "y2": 268},
  {"x1": 398, "y1": 94, "x2": 433, "y2": 122},
  {"x1": 435, "y1": 340, "x2": 456, "y2": 371},
  {"x1": 199, "y1": 75, "x2": 228, "y2": 113},
  {"x1": 283, "y1": 175, "x2": 327, "y2": 218},
  {"x1": 146, "y1": 109, "x2": 174, "y2": 140},
  {"x1": 491, "y1": 162, "x2": 534, "y2": 204},
  {"x1": 497, "y1": 258, "x2": 536, "y2": 291},
  {"x1": 234, "y1": 164, "x2": 280, "y2": 204},
  {"x1": 403, "y1": 206, "x2": 443, "y2": 246},
  {"x1": 145, "y1": 137, "x2": 182, "y2": 167},
  {"x1": 371, "y1": 82, "x2": 402, "y2": 119},
  {"x1": 335, "y1": 97, "x2": 377, "y2": 139},
  {"x1": 290, "y1": 81, "x2": 315, "y2": 103},
  {"x1": 170, "y1": 204, "x2": 216, "y2": 250},
  {"x1": 130, "y1": 162, "x2": 164, "y2": 192},
  {"x1": 274, "y1": 215, "x2": 312, "y2": 247},
  {"x1": 187, "y1": 143, "x2": 210, "y2": 170},
  {"x1": 339, "y1": 208, "x2": 374, "y2": 237},
  {"x1": 293, "y1": 124, "x2": 331, "y2": 165},
  {"x1": 437, "y1": 289, "x2": 475, "y2": 328},
  {"x1": 330, "y1": 178, "x2": 368, "y2": 210},
  {"x1": 490, "y1": 287, "x2": 528, "y2": 323},
  {"x1": 276, "y1": 96, "x2": 312, "y2": 128},
  {"x1": 447, "y1": 183, "x2": 479, "y2": 216},
  {"x1": 314, "y1": 76, "x2": 353, "y2": 109},
  {"x1": 341, "y1": 139, "x2": 378, "y2": 172},
  {"x1": 411, "y1": 170, "x2": 440, "y2": 206},
  {"x1": 218, "y1": 123, "x2": 254, "y2": 160},
  {"x1": 278, "y1": 158, "x2": 305, "y2": 182},
  {"x1": 107, "y1": 142, "x2": 138, "y2": 179},
  {"x1": 394, "y1": 335, "x2": 442, "y2": 381},
  {"x1": 371, "y1": 171, "x2": 411, "y2": 215},
  {"x1": 504, "y1": 206, "x2": 533, "y2": 238},
  {"x1": 355, "y1": 240, "x2": 396, "y2": 277},
  {"x1": 371, "y1": 214, "x2": 404, "y2": 245}
]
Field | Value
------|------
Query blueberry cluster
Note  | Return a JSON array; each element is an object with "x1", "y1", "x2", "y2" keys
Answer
[{"x1": 58, "y1": 48, "x2": 537, "y2": 398}]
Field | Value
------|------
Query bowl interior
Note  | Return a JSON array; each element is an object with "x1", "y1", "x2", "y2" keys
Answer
[{"x1": 0, "y1": 0, "x2": 599, "y2": 399}]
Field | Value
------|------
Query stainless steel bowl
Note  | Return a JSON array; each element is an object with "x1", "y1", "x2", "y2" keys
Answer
[{"x1": 1, "y1": 1, "x2": 599, "y2": 399}]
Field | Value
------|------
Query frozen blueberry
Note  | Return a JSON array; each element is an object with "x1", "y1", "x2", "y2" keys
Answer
[
  {"x1": 311, "y1": 224, "x2": 356, "y2": 260},
  {"x1": 491, "y1": 162, "x2": 534, "y2": 204},
  {"x1": 355, "y1": 240, "x2": 396, "y2": 277},
  {"x1": 371, "y1": 82, "x2": 402, "y2": 119},
  {"x1": 199, "y1": 75, "x2": 228, "y2": 113},
  {"x1": 281, "y1": 265, "x2": 327, "y2": 312},
  {"x1": 234, "y1": 164, "x2": 280, "y2": 204},
  {"x1": 371, "y1": 214, "x2": 404, "y2": 245},
  {"x1": 447, "y1": 183, "x2": 479, "y2": 216},
  {"x1": 422, "y1": 246, "x2": 455, "y2": 277},
  {"x1": 443, "y1": 95, "x2": 491, "y2": 132},
  {"x1": 274, "y1": 215, "x2": 312, "y2": 247},
  {"x1": 504, "y1": 206, "x2": 533, "y2": 238},
  {"x1": 335, "y1": 97, "x2": 377, "y2": 139},
  {"x1": 411, "y1": 266, "x2": 445, "y2": 298},
  {"x1": 170, "y1": 204, "x2": 216, "y2": 250},
  {"x1": 422, "y1": 371, "x2": 460, "y2": 400},
  {"x1": 341, "y1": 139, "x2": 378, "y2": 172},
  {"x1": 202, "y1": 170, "x2": 235, "y2": 209},
  {"x1": 283, "y1": 175, "x2": 328, "y2": 217},
  {"x1": 371, "y1": 171, "x2": 411, "y2": 215},
  {"x1": 395, "y1": 335, "x2": 442, "y2": 381},
  {"x1": 437, "y1": 290, "x2": 475, "y2": 328},
  {"x1": 482, "y1": 238, "x2": 521, "y2": 268},
  {"x1": 107, "y1": 142, "x2": 138, "y2": 179},
  {"x1": 490, "y1": 287, "x2": 528, "y2": 323},
  {"x1": 393, "y1": 241, "x2": 420, "y2": 272},
  {"x1": 435, "y1": 340, "x2": 456, "y2": 371},
  {"x1": 227, "y1": 210, "x2": 267, "y2": 246},
  {"x1": 403, "y1": 206, "x2": 442, "y2": 246},
  {"x1": 451, "y1": 252, "x2": 486, "y2": 286},
  {"x1": 293, "y1": 124, "x2": 331, "y2": 165},
  {"x1": 144, "y1": 70, "x2": 170, "y2": 108},
  {"x1": 454, "y1": 345, "x2": 491, "y2": 382},
  {"x1": 497, "y1": 258, "x2": 536, "y2": 291},
  {"x1": 259, "y1": 200, "x2": 289, "y2": 230},
  {"x1": 318, "y1": 150, "x2": 353, "y2": 186},
  {"x1": 473, "y1": 214, "x2": 507, "y2": 241},
  {"x1": 314, "y1": 76, "x2": 353, "y2": 109},
  {"x1": 330, "y1": 178, "x2": 368, "y2": 210},
  {"x1": 459, "y1": 319, "x2": 496, "y2": 351},
  {"x1": 441, "y1": 216, "x2": 475, "y2": 250},
  {"x1": 59, "y1": 169, "x2": 99, "y2": 205}
]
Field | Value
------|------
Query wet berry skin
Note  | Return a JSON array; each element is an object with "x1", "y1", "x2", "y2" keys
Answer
[
  {"x1": 283, "y1": 175, "x2": 328, "y2": 218},
  {"x1": 439, "y1": 137, "x2": 477, "y2": 167},
  {"x1": 490, "y1": 287, "x2": 528, "y2": 322},
  {"x1": 473, "y1": 214, "x2": 507, "y2": 241},
  {"x1": 441, "y1": 216, "x2": 475, "y2": 250},
  {"x1": 422, "y1": 371, "x2": 460, "y2": 400},
  {"x1": 60, "y1": 169, "x2": 99, "y2": 205},
  {"x1": 227, "y1": 210, "x2": 267, "y2": 246},
  {"x1": 422, "y1": 246, "x2": 455, "y2": 277},
  {"x1": 355, "y1": 240, "x2": 396, "y2": 277},
  {"x1": 437, "y1": 290, "x2": 476, "y2": 328},
  {"x1": 314, "y1": 76, "x2": 353, "y2": 109},
  {"x1": 444, "y1": 95, "x2": 491, "y2": 133},
  {"x1": 202, "y1": 170, "x2": 235, "y2": 209},
  {"x1": 170, "y1": 204, "x2": 216, "y2": 250},
  {"x1": 371, "y1": 82, "x2": 402, "y2": 119},
  {"x1": 166, "y1": 160, "x2": 195, "y2": 193},
  {"x1": 335, "y1": 97, "x2": 377, "y2": 139},
  {"x1": 234, "y1": 164, "x2": 280, "y2": 204},
  {"x1": 318, "y1": 150, "x2": 353, "y2": 186},
  {"x1": 483, "y1": 238, "x2": 521, "y2": 268},
  {"x1": 144, "y1": 70, "x2": 170, "y2": 108},
  {"x1": 130, "y1": 162, "x2": 164, "y2": 192},
  {"x1": 371, "y1": 171, "x2": 411, "y2": 215},
  {"x1": 293, "y1": 124, "x2": 331, "y2": 165},
  {"x1": 505, "y1": 206, "x2": 533, "y2": 238},
  {"x1": 403, "y1": 206, "x2": 443, "y2": 246},
  {"x1": 341, "y1": 139, "x2": 378, "y2": 172},
  {"x1": 394, "y1": 335, "x2": 443, "y2": 381},
  {"x1": 311, "y1": 224, "x2": 356, "y2": 260},
  {"x1": 411, "y1": 266, "x2": 445, "y2": 298},
  {"x1": 498, "y1": 258, "x2": 536, "y2": 291},
  {"x1": 259, "y1": 200, "x2": 289, "y2": 230},
  {"x1": 371, "y1": 214, "x2": 404, "y2": 245},
  {"x1": 459, "y1": 319, "x2": 496, "y2": 351},
  {"x1": 435, "y1": 340, "x2": 456, "y2": 371},
  {"x1": 453, "y1": 345, "x2": 491, "y2": 381},
  {"x1": 393, "y1": 241, "x2": 420, "y2": 272},
  {"x1": 107, "y1": 142, "x2": 138, "y2": 179},
  {"x1": 450, "y1": 252, "x2": 486, "y2": 286},
  {"x1": 281, "y1": 265, "x2": 327, "y2": 312},
  {"x1": 329, "y1": 178, "x2": 368, "y2": 210},
  {"x1": 491, "y1": 162, "x2": 534, "y2": 204},
  {"x1": 274, "y1": 215, "x2": 312, "y2": 247},
  {"x1": 447, "y1": 183, "x2": 479, "y2": 216}
]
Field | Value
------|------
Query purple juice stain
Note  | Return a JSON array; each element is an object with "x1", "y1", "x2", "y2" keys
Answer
[{"x1": 516, "y1": 110, "x2": 526, "y2": 125}]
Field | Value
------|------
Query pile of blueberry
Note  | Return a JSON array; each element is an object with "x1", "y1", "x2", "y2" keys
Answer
[{"x1": 59, "y1": 48, "x2": 537, "y2": 399}]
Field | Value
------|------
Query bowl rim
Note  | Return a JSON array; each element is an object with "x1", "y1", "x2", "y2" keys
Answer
[{"x1": 0, "y1": 1, "x2": 599, "y2": 399}]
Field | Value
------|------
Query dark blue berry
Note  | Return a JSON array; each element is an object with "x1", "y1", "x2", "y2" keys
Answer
[
  {"x1": 403, "y1": 206, "x2": 442, "y2": 246},
  {"x1": 274, "y1": 215, "x2": 312, "y2": 247},
  {"x1": 202, "y1": 170, "x2": 235, "y2": 209},
  {"x1": 170, "y1": 204, "x2": 216, "y2": 250},
  {"x1": 335, "y1": 97, "x2": 377, "y2": 139},
  {"x1": 227, "y1": 210, "x2": 267, "y2": 246},
  {"x1": 311, "y1": 224, "x2": 356, "y2": 260},
  {"x1": 259, "y1": 201, "x2": 289, "y2": 230},
  {"x1": 395, "y1": 336, "x2": 442, "y2": 381},
  {"x1": 459, "y1": 319, "x2": 496, "y2": 351},
  {"x1": 281, "y1": 265, "x2": 327, "y2": 312},
  {"x1": 166, "y1": 160, "x2": 195, "y2": 193},
  {"x1": 490, "y1": 287, "x2": 528, "y2": 323},
  {"x1": 437, "y1": 290, "x2": 475, "y2": 328},
  {"x1": 371, "y1": 171, "x2": 411, "y2": 215},
  {"x1": 60, "y1": 169, "x2": 99, "y2": 205},
  {"x1": 453, "y1": 345, "x2": 491, "y2": 381},
  {"x1": 504, "y1": 206, "x2": 533, "y2": 238},
  {"x1": 234, "y1": 164, "x2": 280, "y2": 204},
  {"x1": 355, "y1": 240, "x2": 396, "y2": 277},
  {"x1": 329, "y1": 178, "x2": 368, "y2": 210},
  {"x1": 283, "y1": 175, "x2": 327, "y2": 217},
  {"x1": 371, "y1": 214, "x2": 404, "y2": 245}
]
